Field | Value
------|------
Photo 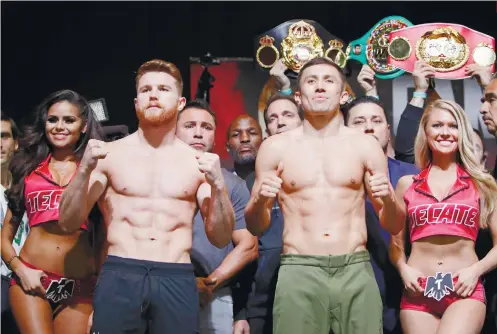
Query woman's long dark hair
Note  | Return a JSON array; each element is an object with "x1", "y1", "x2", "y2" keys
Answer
[{"x1": 6, "y1": 89, "x2": 104, "y2": 223}]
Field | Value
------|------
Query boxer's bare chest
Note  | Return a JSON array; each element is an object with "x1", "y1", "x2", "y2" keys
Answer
[
  {"x1": 105, "y1": 147, "x2": 202, "y2": 200},
  {"x1": 280, "y1": 138, "x2": 364, "y2": 193}
]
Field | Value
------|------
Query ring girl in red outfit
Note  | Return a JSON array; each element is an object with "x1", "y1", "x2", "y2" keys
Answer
[
  {"x1": 1, "y1": 90, "x2": 103, "y2": 333},
  {"x1": 389, "y1": 99, "x2": 497, "y2": 334}
]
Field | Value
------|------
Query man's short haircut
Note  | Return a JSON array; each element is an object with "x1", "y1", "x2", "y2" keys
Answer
[
  {"x1": 135, "y1": 59, "x2": 183, "y2": 94},
  {"x1": 178, "y1": 99, "x2": 217, "y2": 126},
  {"x1": 297, "y1": 57, "x2": 346, "y2": 90},
  {"x1": 226, "y1": 114, "x2": 260, "y2": 141},
  {"x1": 1, "y1": 112, "x2": 21, "y2": 140},
  {"x1": 263, "y1": 93, "x2": 303, "y2": 128},
  {"x1": 341, "y1": 96, "x2": 386, "y2": 124}
]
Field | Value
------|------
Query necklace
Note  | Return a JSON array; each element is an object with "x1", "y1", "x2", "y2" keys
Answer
[{"x1": 50, "y1": 161, "x2": 73, "y2": 176}]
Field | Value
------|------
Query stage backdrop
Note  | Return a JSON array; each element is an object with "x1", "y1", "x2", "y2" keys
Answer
[{"x1": 190, "y1": 61, "x2": 496, "y2": 170}]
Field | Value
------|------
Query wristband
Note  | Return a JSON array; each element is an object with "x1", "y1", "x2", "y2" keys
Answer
[
  {"x1": 370, "y1": 95, "x2": 380, "y2": 100},
  {"x1": 279, "y1": 88, "x2": 292, "y2": 96},
  {"x1": 413, "y1": 91, "x2": 427, "y2": 99}
]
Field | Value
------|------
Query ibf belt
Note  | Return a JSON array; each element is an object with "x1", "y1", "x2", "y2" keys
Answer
[
  {"x1": 388, "y1": 23, "x2": 496, "y2": 79},
  {"x1": 420, "y1": 272, "x2": 454, "y2": 301},
  {"x1": 347, "y1": 16, "x2": 413, "y2": 79}
]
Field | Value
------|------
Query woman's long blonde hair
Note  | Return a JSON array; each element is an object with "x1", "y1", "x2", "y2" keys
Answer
[{"x1": 414, "y1": 99, "x2": 497, "y2": 229}]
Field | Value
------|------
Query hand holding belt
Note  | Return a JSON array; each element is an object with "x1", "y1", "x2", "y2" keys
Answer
[
  {"x1": 388, "y1": 23, "x2": 496, "y2": 79},
  {"x1": 347, "y1": 16, "x2": 413, "y2": 79}
]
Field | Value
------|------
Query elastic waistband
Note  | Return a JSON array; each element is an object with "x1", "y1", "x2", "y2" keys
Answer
[
  {"x1": 280, "y1": 250, "x2": 370, "y2": 268},
  {"x1": 102, "y1": 255, "x2": 194, "y2": 276}
]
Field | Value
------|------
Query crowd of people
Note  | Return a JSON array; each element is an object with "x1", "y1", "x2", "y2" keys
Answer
[{"x1": 1, "y1": 55, "x2": 497, "y2": 334}]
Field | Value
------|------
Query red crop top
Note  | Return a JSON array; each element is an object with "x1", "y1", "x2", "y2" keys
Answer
[
  {"x1": 404, "y1": 164, "x2": 479, "y2": 243},
  {"x1": 24, "y1": 154, "x2": 91, "y2": 231}
]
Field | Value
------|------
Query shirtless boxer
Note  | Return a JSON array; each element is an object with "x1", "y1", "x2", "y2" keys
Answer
[
  {"x1": 245, "y1": 57, "x2": 403, "y2": 334},
  {"x1": 59, "y1": 59, "x2": 235, "y2": 334}
]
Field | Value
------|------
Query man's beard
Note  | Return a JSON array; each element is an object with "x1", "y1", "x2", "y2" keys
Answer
[
  {"x1": 235, "y1": 153, "x2": 256, "y2": 165},
  {"x1": 136, "y1": 107, "x2": 176, "y2": 127}
]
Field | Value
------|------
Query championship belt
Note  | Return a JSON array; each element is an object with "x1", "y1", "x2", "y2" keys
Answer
[
  {"x1": 347, "y1": 16, "x2": 413, "y2": 79},
  {"x1": 254, "y1": 19, "x2": 348, "y2": 77},
  {"x1": 388, "y1": 23, "x2": 496, "y2": 79}
]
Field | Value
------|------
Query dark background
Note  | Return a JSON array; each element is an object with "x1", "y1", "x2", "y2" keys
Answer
[{"x1": 2, "y1": 1, "x2": 497, "y2": 131}]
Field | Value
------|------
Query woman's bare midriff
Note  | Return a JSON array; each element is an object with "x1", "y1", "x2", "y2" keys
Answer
[
  {"x1": 19, "y1": 221, "x2": 95, "y2": 279},
  {"x1": 407, "y1": 235, "x2": 479, "y2": 276}
]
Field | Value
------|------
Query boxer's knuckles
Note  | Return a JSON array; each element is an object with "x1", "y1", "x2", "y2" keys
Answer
[
  {"x1": 196, "y1": 152, "x2": 223, "y2": 184},
  {"x1": 81, "y1": 139, "x2": 108, "y2": 171}
]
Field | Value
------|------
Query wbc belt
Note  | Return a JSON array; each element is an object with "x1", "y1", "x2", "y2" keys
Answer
[
  {"x1": 347, "y1": 16, "x2": 413, "y2": 79},
  {"x1": 388, "y1": 23, "x2": 496, "y2": 79}
]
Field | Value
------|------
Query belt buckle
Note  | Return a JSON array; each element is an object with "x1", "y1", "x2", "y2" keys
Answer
[
  {"x1": 423, "y1": 272, "x2": 454, "y2": 301},
  {"x1": 280, "y1": 20, "x2": 325, "y2": 73},
  {"x1": 415, "y1": 27, "x2": 470, "y2": 72}
]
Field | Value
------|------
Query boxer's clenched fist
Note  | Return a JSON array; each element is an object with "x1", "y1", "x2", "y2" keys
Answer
[
  {"x1": 196, "y1": 152, "x2": 224, "y2": 187},
  {"x1": 80, "y1": 139, "x2": 108, "y2": 173},
  {"x1": 259, "y1": 162, "x2": 284, "y2": 200},
  {"x1": 366, "y1": 161, "x2": 393, "y2": 201}
]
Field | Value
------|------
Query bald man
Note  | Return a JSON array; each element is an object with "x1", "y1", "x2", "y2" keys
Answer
[{"x1": 226, "y1": 115, "x2": 263, "y2": 180}]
